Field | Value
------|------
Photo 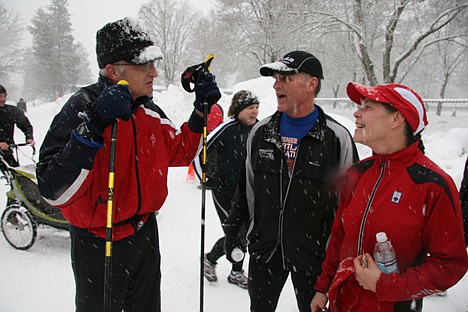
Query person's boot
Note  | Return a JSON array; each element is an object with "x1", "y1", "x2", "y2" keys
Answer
[
  {"x1": 227, "y1": 270, "x2": 248, "y2": 289},
  {"x1": 203, "y1": 254, "x2": 217, "y2": 282}
]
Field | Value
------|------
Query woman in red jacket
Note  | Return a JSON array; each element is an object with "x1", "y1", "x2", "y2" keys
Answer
[{"x1": 311, "y1": 82, "x2": 468, "y2": 312}]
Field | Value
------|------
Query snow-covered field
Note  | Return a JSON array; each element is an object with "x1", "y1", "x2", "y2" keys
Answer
[{"x1": 1, "y1": 77, "x2": 467, "y2": 311}]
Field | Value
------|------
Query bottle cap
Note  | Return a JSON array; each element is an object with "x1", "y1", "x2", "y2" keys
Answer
[{"x1": 376, "y1": 232, "x2": 388, "y2": 243}]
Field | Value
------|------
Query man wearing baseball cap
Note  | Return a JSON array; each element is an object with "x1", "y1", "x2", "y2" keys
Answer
[
  {"x1": 37, "y1": 17, "x2": 220, "y2": 311},
  {"x1": 311, "y1": 82, "x2": 468, "y2": 312},
  {"x1": 223, "y1": 51, "x2": 359, "y2": 311}
]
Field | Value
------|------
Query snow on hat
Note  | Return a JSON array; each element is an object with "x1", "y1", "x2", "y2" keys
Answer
[
  {"x1": 228, "y1": 90, "x2": 260, "y2": 117},
  {"x1": 0, "y1": 85, "x2": 6, "y2": 95},
  {"x1": 259, "y1": 51, "x2": 324, "y2": 79},
  {"x1": 96, "y1": 17, "x2": 163, "y2": 69},
  {"x1": 347, "y1": 82, "x2": 428, "y2": 135}
]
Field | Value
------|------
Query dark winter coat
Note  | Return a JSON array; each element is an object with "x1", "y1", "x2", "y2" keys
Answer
[
  {"x1": 460, "y1": 156, "x2": 468, "y2": 246},
  {"x1": 36, "y1": 76, "x2": 203, "y2": 240},
  {"x1": 226, "y1": 106, "x2": 359, "y2": 272},
  {"x1": 193, "y1": 117, "x2": 254, "y2": 198},
  {"x1": 0, "y1": 104, "x2": 34, "y2": 144}
]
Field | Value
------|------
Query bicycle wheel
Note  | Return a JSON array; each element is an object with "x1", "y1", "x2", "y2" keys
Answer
[{"x1": 1, "y1": 205, "x2": 37, "y2": 250}]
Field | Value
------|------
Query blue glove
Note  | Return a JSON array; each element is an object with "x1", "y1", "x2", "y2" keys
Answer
[
  {"x1": 193, "y1": 72, "x2": 221, "y2": 114},
  {"x1": 83, "y1": 84, "x2": 133, "y2": 137}
]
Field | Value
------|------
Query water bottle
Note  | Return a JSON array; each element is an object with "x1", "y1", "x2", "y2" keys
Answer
[
  {"x1": 231, "y1": 247, "x2": 245, "y2": 262},
  {"x1": 373, "y1": 232, "x2": 399, "y2": 274}
]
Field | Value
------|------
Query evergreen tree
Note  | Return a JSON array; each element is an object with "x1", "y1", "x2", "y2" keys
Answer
[{"x1": 27, "y1": 0, "x2": 91, "y2": 100}]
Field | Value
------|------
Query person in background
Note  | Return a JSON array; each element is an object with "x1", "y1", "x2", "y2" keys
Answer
[
  {"x1": 17, "y1": 98, "x2": 27, "y2": 113},
  {"x1": 311, "y1": 82, "x2": 468, "y2": 312},
  {"x1": 223, "y1": 51, "x2": 359, "y2": 312},
  {"x1": 460, "y1": 155, "x2": 468, "y2": 246},
  {"x1": 186, "y1": 102, "x2": 224, "y2": 183},
  {"x1": 193, "y1": 90, "x2": 259, "y2": 289},
  {"x1": 0, "y1": 85, "x2": 34, "y2": 167},
  {"x1": 36, "y1": 17, "x2": 220, "y2": 311}
]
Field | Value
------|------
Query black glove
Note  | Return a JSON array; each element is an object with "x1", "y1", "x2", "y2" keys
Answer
[
  {"x1": 193, "y1": 72, "x2": 221, "y2": 114},
  {"x1": 223, "y1": 223, "x2": 246, "y2": 263},
  {"x1": 82, "y1": 84, "x2": 133, "y2": 137}
]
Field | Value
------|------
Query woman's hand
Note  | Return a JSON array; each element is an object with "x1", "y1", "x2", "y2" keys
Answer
[
  {"x1": 354, "y1": 253, "x2": 381, "y2": 292},
  {"x1": 310, "y1": 291, "x2": 328, "y2": 312}
]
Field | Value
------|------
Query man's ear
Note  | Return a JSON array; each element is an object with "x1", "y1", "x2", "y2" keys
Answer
[
  {"x1": 307, "y1": 76, "x2": 318, "y2": 93},
  {"x1": 105, "y1": 64, "x2": 122, "y2": 82}
]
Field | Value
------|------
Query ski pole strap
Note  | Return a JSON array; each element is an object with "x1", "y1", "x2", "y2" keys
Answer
[{"x1": 180, "y1": 54, "x2": 215, "y2": 93}]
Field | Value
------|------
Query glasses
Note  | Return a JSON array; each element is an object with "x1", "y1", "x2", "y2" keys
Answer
[
  {"x1": 272, "y1": 73, "x2": 295, "y2": 84},
  {"x1": 113, "y1": 59, "x2": 160, "y2": 72}
]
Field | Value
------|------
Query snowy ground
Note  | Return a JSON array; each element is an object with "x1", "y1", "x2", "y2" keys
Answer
[{"x1": 1, "y1": 77, "x2": 468, "y2": 311}]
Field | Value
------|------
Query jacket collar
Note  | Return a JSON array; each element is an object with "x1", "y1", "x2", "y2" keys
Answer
[
  {"x1": 262, "y1": 104, "x2": 327, "y2": 149},
  {"x1": 372, "y1": 140, "x2": 423, "y2": 168}
]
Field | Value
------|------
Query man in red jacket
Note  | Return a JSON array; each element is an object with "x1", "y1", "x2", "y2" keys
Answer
[{"x1": 37, "y1": 17, "x2": 220, "y2": 312}]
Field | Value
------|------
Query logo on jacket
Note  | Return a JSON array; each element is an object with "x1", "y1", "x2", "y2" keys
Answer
[
  {"x1": 391, "y1": 190, "x2": 402, "y2": 204},
  {"x1": 150, "y1": 134, "x2": 157, "y2": 147},
  {"x1": 259, "y1": 148, "x2": 274, "y2": 160}
]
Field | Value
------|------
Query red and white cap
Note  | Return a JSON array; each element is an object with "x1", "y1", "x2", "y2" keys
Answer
[{"x1": 347, "y1": 82, "x2": 428, "y2": 135}]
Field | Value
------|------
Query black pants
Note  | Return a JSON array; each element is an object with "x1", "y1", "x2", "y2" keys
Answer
[
  {"x1": 206, "y1": 191, "x2": 245, "y2": 272},
  {"x1": 71, "y1": 214, "x2": 161, "y2": 312},
  {"x1": 249, "y1": 251, "x2": 317, "y2": 312}
]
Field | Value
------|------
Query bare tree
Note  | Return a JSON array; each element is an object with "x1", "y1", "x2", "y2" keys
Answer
[
  {"x1": 310, "y1": 0, "x2": 468, "y2": 85},
  {"x1": 138, "y1": 0, "x2": 199, "y2": 86},
  {"x1": 0, "y1": 3, "x2": 24, "y2": 81}
]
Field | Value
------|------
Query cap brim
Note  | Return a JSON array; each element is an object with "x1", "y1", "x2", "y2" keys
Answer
[
  {"x1": 346, "y1": 82, "x2": 389, "y2": 105},
  {"x1": 260, "y1": 61, "x2": 297, "y2": 76},
  {"x1": 131, "y1": 46, "x2": 163, "y2": 64}
]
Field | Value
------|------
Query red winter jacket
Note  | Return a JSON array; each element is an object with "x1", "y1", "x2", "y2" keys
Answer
[
  {"x1": 37, "y1": 77, "x2": 202, "y2": 240},
  {"x1": 315, "y1": 141, "x2": 468, "y2": 312}
]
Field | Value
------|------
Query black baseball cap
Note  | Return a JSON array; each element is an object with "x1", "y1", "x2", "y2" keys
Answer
[{"x1": 260, "y1": 51, "x2": 324, "y2": 79}]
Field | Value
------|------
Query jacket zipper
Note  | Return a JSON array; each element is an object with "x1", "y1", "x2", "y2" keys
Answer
[
  {"x1": 357, "y1": 161, "x2": 386, "y2": 255},
  {"x1": 131, "y1": 118, "x2": 142, "y2": 215},
  {"x1": 265, "y1": 145, "x2": 299, "y2": 267}
]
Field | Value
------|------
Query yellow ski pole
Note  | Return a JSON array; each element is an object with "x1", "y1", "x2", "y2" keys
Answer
[{"x1": 104, "y1": 79, "x2": 128, "y2": 312}]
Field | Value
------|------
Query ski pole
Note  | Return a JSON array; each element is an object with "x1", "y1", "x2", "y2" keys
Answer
[
  {"x1": 199, "y1": 54, "x2": 214, "y2": 312},
  {"x1": 180, "y1": 56, "x2": 215, "y2": 312},
  {"x1": 103, "y1": 79, "x2": 128, "y2": 312}
]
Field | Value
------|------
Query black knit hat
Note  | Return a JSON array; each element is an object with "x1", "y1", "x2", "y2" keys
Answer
[
  {"x1": 0, "y1": 84, "x2": 6, "y2": 95},
  {"x1": 260, "y1": 51, "x2": 324, "y2": 79},
  {"x1": 96, "y1": 17, "x2": 163, "y2": 69},
  {"x1": 228, "y1": 90, "x2": 260, "y2": 118}
]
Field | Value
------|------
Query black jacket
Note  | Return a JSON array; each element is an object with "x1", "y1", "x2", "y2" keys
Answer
[
  {"x1": 194, "y1": 118, "x2": 254, "y2": 198},
  {"x1": 226, "y1": 106, "x2": 359, "y2": 272},
  {"x1": 460, "y1": 156, "x2": 468, "y2": 246},
  {"x1": 0, "y1": 104, "x2": 34, "y2": 144}
]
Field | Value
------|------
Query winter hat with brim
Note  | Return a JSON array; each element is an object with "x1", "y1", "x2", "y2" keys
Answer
[
  {"x1": 0, "y1": 85, "x2": 6, "y2": 95},
  {"x1": 347, "y1": 82, "x2": 428, "y2": 135},
  {"x1": 229, "y1": 90, "x2": 260, "y2": 118},
  {"x1": 96, "y1": 17, "x2": 163, "y2": 69},
  {"x1": 259, "y1": 51, "x2": 324, "y2": 79}
]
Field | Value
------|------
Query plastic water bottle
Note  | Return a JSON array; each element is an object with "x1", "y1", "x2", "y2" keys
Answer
[
  {"x1": 373, "y1": 232, "x2": 399, "y2": 274},
  {"x1": 231, "y1": 247, "x2": 245, "y2": 262}
]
